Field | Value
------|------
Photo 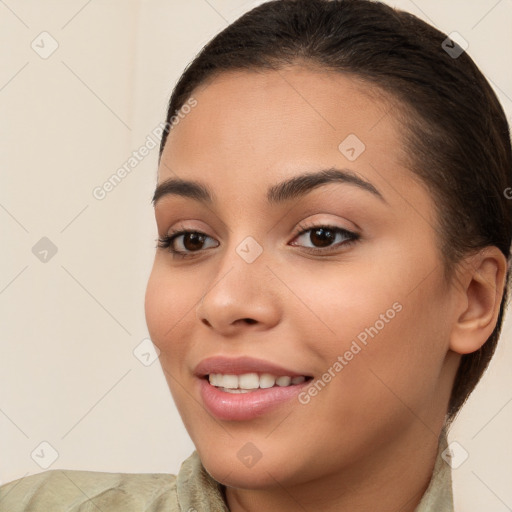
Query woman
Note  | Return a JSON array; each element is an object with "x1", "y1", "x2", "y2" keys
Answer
[{"x1": 2, "y1": 0, "x2": 510, "y2": 510}]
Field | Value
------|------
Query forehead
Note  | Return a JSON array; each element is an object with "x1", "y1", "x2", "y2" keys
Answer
[
  {"x1": 162, "y1": 66, "x2": 405, "y2": 168},
  {"x1": 171, "y1": 66, "x2": 392, "y2": 138},
  {"x1": 158, "y1": 65, "x2": 426, "y2": 214}
]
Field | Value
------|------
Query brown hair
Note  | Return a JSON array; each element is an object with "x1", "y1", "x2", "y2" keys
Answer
[{"x1": 158, "y1": 0, "x2": 512, "y2": 422}]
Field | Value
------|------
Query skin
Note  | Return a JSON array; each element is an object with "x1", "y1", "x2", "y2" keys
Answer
[{"x1": 144, "y1": 65, "x2": 507, "y2": 511}]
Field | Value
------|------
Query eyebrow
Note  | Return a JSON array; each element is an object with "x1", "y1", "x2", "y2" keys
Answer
[{"x1": 151, "y1": 167, "x2": 386, "y2": 206}]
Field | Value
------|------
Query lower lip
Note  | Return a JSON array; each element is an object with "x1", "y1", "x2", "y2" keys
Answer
[{"x1": 198, "y1": 377, "x2": 309, "y2": 421}]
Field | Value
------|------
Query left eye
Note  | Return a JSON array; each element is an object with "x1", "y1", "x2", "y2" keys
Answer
[{"x1": 290, "y1": 225, "x2": 359, "y2": 250}]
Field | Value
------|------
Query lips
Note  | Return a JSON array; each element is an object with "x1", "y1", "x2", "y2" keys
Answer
[
  {"x1": 194, "y1": 355, "x2": 310, "y2": 378},
  {"x1": 194, "y1": 356, "x2": 312, "y2": 421}
]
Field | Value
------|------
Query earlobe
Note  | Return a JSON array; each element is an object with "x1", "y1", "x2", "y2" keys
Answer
[{"x1": 449, "y1": 247, "x2": 508, "y2": 355}]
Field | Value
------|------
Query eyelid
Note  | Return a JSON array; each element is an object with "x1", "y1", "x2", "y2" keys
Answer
[
  {"x1": 293, "y1": 218, "x2": 357, "y2": 236},
  {"x1": 289, "y1": 222, "x2": 359, "y2": 251},
  {"x1": 157, "y1": 225, "x2": 218, "y2": 259}
]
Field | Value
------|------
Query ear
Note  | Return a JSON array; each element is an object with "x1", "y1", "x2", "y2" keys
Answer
[{"x1": 450, "y1": 246, "x2": 509, "y2": 355}]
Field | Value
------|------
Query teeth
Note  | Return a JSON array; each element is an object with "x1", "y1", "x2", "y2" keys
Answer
[
  {"x1": 209, "y1": 374, "x2": 222, "y2": 387},
  {"x1": 239, "y1": 373, "x2": 260, "y2": 389},
  {"x1": 276, "y1": 376, "x2": 291, "y2": 386},
  {"x1": 208, "y1": 373, "x2": 307, "y2": 391},
  {"x1": 259, "y1": 373, "x2": 275, "y2": 388},
  {"x1": 221, "y1": 374, "x2": 239, "y2": 389}
]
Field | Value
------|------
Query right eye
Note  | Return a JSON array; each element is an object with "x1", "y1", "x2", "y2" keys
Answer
[{"x1": 157, "y1": 230, "x2": 219, "y2": 258}]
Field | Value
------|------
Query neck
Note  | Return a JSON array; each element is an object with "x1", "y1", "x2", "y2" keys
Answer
[{"x1": 225, "y1": 424, "x2": 444, "y2": 512}]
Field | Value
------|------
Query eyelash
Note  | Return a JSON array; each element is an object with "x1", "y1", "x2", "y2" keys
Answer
[{"x1": 156, "y1": 222, "x2": 360, "y2": 259}]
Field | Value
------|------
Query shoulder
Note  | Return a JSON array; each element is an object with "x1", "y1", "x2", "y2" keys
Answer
[{"x1": 0, "y1": 468, "x2": 178, "y2": 512}]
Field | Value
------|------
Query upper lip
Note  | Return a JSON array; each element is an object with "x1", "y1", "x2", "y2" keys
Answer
[{"x1": 194, "y1": 356, "x2": 310, "y2": 378}]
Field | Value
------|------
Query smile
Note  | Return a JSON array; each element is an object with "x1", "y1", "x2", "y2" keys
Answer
[
  {"x1": 208, "y1": 373, "x2": 307, "y2": 392},
  {"x1": 195, "y1": 356, "x2": 313, "y2": 420}
]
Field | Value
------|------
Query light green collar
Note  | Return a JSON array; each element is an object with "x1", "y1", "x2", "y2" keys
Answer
[{"x1": 414, "y1": 428, "x2": 454, "y2": 512}]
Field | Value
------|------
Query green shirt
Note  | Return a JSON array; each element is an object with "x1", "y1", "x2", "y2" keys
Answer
[{"x1": 0, "y1": 434, "x2": 453, "y2": 511}]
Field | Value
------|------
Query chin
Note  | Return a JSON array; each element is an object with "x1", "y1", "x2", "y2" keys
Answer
[
  {"x1": 196, "y1": 442, "x2": 299, "y2": 490},
  {"x1": 202, "y1": 456, "x2": 286, "y2": 490}
]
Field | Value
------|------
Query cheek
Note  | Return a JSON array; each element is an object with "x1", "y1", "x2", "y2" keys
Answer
[
  {"x1": 285, "y1": 246, "x2": 448, "y2": 404},
  {"x1": 144, "y1": 262, "x2": 200, "y2": 355},
  {"x1": 145, "y1": 266, "x2": 201, "y2": 419},
  {"x1": 283, "y1": 256, "x2": 408, "y2": 356}
]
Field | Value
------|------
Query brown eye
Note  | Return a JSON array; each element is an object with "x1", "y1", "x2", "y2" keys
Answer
[
  {"x1": 291, "y1": 224, "x2": 359, "y2": 252},
  {"x1": 182, "y1": 232, "x2": 207, "y2": 251},
  {"x1": 157, "y1": 230, "x2": 219, "y2": 258},
  {"x1": 309, "y1": 227, "x2": 336, "y2": 248}
]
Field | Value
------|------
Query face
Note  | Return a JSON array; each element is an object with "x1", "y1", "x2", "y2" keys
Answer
[{"x1": 145, "y1": 65, "x2": 461, "y2": 489}]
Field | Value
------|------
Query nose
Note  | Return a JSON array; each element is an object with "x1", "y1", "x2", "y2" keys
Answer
[{"x1": 195, "y1": 248, "x2": 281, "y2": 336}]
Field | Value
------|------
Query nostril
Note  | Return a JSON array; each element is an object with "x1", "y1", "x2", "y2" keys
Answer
[{"x1": 243, "y1": 318, "x2": 257, "y2": 325}]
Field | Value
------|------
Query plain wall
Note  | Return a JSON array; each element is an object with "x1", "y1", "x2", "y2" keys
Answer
[{"x1": 1, "y1": 1, "x2": 511, "y2": 510}]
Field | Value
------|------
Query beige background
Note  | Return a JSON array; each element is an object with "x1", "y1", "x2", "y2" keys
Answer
[{"x1": 1, "y1": 0, "x2": 511, "y2": 510}]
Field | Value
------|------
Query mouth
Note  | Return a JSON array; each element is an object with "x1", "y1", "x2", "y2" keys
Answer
[
  {"x1": 194, "y1": 356, "x2": 313, "y2": 421},
  {"x1": 204, "y1": 372, "x2": 311, "y2": 393}
]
